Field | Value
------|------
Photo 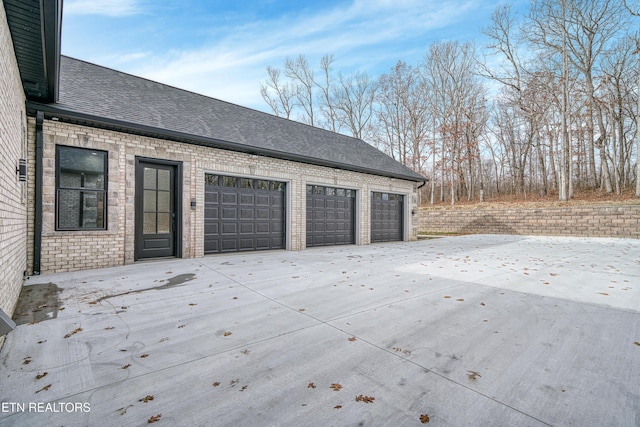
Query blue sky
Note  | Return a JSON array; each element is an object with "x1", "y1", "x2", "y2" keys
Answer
[{"x1": 61, "y1": 0, "x2": 525, "y2": 112}]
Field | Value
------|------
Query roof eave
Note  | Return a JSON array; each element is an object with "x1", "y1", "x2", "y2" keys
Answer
[{"x1": 27, "y1": 102, "x2": 427, "y2": 183}]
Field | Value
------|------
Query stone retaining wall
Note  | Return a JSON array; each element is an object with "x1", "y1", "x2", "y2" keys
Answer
[{"x1": 418, "y1": 205, "x2": 639, "y2": 238}]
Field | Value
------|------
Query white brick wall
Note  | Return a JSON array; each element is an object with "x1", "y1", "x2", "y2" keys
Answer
[
  {"x1": 0, "y1": 4, "x2": 28, "y2": 345},
  {"x1": 27, "y1": 120, "x2": 419, "y2": 274}
]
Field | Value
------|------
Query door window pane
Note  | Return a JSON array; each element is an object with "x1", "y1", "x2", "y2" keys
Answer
[
  {"x1": 158, "y1": 169, "x2": 171, "y2": 191},
  {"x1": 143, "y1": 212, "x2": 156, "y2": 234},
  {"x1": 144, "y1": 190, "x2": 157, "y2": 211},
  {"x1": 157, "y1": 213, "x2": 171, "y2": 233},
  {"x1": 158, "y1": 191, "x2": 170, "y2": 212},
  {"x1": 144, "y1": 167, "x2": 156, "y2": 190}
]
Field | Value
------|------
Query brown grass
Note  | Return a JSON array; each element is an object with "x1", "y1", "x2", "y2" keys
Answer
[{"x1": 421, "y1": 187, "x2": 640, "y2": 210}]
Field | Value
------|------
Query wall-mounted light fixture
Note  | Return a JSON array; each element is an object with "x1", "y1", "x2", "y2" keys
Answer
[{"x1": 16, "y1": 159, "x2": 27, "y2": 182}]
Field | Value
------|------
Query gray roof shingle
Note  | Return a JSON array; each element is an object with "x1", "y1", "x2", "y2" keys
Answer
[{"x1": 34, "y1": 56, "x2": 425, "y2": 182}]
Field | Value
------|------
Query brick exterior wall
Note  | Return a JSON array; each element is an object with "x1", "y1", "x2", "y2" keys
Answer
[
  {"x1": 0, "y1": 4, "x2": 28, "y2": 346},
  {"x1": 26, "y1": 120, "x2": 419, "y2": 274},
  {"x1": 418, "y1": 206, "x2": 640, "y2": 238}
]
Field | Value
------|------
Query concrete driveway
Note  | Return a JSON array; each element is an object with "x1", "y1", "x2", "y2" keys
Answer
[{"x1": 1, "y1": 235, "x2": 638, "y2": 426}]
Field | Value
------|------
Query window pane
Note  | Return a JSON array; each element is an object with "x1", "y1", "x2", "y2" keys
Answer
[
  {"x1": 157, "y1": 213, "x2": 170, "y2": 233},
  {"x1": 157, "y1": 191, "x2": 170, "y2": 212},
  {"x1": 373, "y1": 192, "x2": 381, "y2": 200},
  {"x1": 223, "y1": 176, "x2": 237, "y2": 187},
  {"x1": 326, "y1": 187, "x2": 335, "y2": 196},
  {"x1": 382, "y1": 193, "x2": 389, "y2": 201},
  {"x1": 240, "y1": 178, "x2": 254, "y2": 188},
  {"x1": 158, "y1": 169, "x2": 171, "y2": 191},
  {"x1": 144, "y1": 190, "x2": 156, "y2": 211},
  {"x1": 205, "y1": 174, "x2": 219, "y2": 186},
  {"x1": 315, "y1": 186, "x2": 324, "y2": 195},
  {"x1": 143, "y1": 212, "x2": 156, "y2": 234},
  {"x1": 306, "y1": 185, "x2": 313, "y2": 194},
  {"x1": 273, "y1": 182, "x2": 285, "y2": 192},
  {"x1": 257, "y1": 180, "x2": 270, "y2": 190},
  {"x1": 144, "y1": 168, "x2": 156, "y2": 190},
  {"x1": 336, "y1": 188, "x2": 345, "y2": 197},
  {"x1": 58, "y1": 190, "x2": 105, "y2": 229}
]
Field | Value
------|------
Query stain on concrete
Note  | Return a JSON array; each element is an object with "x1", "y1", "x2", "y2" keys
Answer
[
  {"x1": 96, "y1": 273, "x2": 196, "y2": 303},
  {"x1": 13, "y1": 283, "x2": 63, "y2": 325}
]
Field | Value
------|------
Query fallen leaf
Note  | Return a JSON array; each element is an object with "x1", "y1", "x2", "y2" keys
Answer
[
  {"x1": 456, "y1": 299, "x2": 464, "y2": 302},
  {"x1": 64, "y1": 327, "x2": 83, "y2": 338},
  {"x1": 223, "y1": 331, "x2": 232, "y2": 337},
  {"x1": 443, "y1": 296, "x2": 451, "y2": 299},
  {"x1": 355, "y1": 394, "x2": 375, "y2": 403},
  {"x1": 334, "y1": 405, "x2": 343, "y2": 409},
  {"x1": 634, "y1": 342, "x2": 640, "y2": 347},
  {"x1": 35, "y1": 384, "x2": 51, "y2": 394},
  {"x1": 213, "y1": 382, "x2": 220, "y2": 387},
  {"x1": 348, "y1": 337, "x2": 357, "y2": 342},
  {"x1": 140, "y1": 354, "x2": 149, "y2": 358},
  {"x1": 480, "y1": 302, "x2": 485, "y2": 306},
  {"x1": 122, "y1": 364, "x2": 131, "y2": 369},
  {"x1": 420, "y1": 414, "x2": 430, "y2": 423},
  {"x1": 467, "y1": 371, "x2": 481, "y2": 380},
  {"x1": 139, "y1": 395, "x2": 154, "y2": 403},
  {"x1": 22, "y1": 358, "x2": 31, "y2": 365},
  {"x1": 240, "y1": 385, "x2": 248, "y2": 391},
  {"x1": 298, "y1": 308, "x2": 305, "y2": 312},
  {"x1": 104, "y1": 326, "x2": 115, "y2": 330},
  {"x1": 330, "y1": 383, "x2": 343, "y2": 391},
  {"x1": 36, "y1": 372, "x2": 48, "y2": 380},
  {"x1": 177, "y1": 325, "x2": 186, "y2": 329},
  {"x1": 597, "y1": 292, "x2": 609, "y2": 296},
  {"x1": 232, "y1": 297, "x2": 238, "y2": 300},
  {"x1": 307, "y1": 382, "x2": 316, "y2": 389},
  {"x1": 189, "y1": 303, "x2": 197, "y2": 306},
  {"x1": 148, "y1": 414, "x2": 161, "y2": 423},
  {"x1": 88, "y1": 301, "x2": 97, "y2": 305}
]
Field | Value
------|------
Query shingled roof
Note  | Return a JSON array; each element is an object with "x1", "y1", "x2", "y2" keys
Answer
[{"x1": 28, "y1": 56, "x2": 425, "y2": 182}]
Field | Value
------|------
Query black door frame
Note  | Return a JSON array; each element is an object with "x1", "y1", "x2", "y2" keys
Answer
[{"x1": 135, "y1": 157, "x2": 183, "y2": 260}]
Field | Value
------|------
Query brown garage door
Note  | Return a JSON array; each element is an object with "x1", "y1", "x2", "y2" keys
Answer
[
  {"x1": 204, "y1": 175, "x2": 285, "y2": 254},
  {"x1": 371, "y1": 192, "x2": 403, "y2": 242},
  {"x1": 306, "y1": 185, "x2": 355, "y2": 247}
]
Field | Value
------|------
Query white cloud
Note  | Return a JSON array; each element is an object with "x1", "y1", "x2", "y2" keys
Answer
[
  {"x1": 64, "y1": 0, "x2": 144, "y2": 17},
  {"x1": 69, "y1": 0, "x2": 490, "y2": 110}
]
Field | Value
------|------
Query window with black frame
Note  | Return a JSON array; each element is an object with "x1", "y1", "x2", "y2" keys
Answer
[{"x1": 56, "y1": 146, "x2": 107, "y2": 230}]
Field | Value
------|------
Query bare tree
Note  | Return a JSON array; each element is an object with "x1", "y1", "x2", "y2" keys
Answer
[
  {"x1": 260, "y1": 66, "x2": 297, "y2": 119},
  {"x1": 284, "y1": 54, "x2": 316, "y2": 126},
  {"x1": 334, "y1": 71, "x2": 378, "y2": 141}
]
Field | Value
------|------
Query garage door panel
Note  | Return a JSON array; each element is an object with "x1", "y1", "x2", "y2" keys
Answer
[
  {"x1": 204, "y1": 206, "x2": 219, "y2": 219},
  {"x1": 205, "y1": 174, "x2": 286, "y2": 254},
  {"x1": 222, "y1": 207, "x2": 238, "y2": 219},
  {"x1": 240, "y1": 223, "x2": 254, "y2": 234},
  {"x1": 222, "y1": 223, "x2": 237, "y2": 234},
  {"x1": 222, "y1": 193, "x2": 237, "y2": 204},
  {"x1": 240, "y1": 208, "x2": 254, "y2": 219},
  {"x1": 204, "y1": 222, "x2": 219, "y2": 234}
]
